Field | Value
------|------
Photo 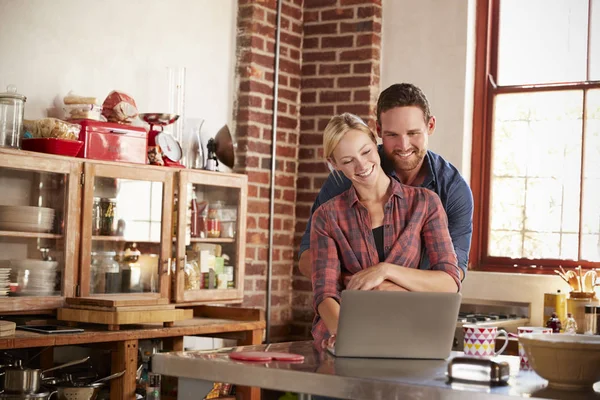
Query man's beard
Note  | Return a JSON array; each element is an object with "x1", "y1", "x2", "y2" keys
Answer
[{"x1": 392, "y1": 148, "x2": 426, "y2": 171}]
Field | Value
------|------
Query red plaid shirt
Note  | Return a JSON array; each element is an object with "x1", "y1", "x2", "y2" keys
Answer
[{"x1": 310, "y1": 177, "x2": 460, "y2": 345}]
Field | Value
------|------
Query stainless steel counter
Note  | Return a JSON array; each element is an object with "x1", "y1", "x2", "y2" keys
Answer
[{"x1": 151, "y1": 341, "x2": 600, "y2": 400}]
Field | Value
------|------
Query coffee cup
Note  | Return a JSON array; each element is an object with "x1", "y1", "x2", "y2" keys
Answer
[{"x1": 463, "y1": 325, "x2": 509, "y2": 357}]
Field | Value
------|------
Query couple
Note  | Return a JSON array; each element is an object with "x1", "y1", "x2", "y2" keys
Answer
[{"x1": 299, "y1": 83, "x2": 473, "y2": 349}]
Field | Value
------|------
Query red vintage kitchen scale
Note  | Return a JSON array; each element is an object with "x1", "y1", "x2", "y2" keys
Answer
[{"x1": 139, "y1": 113, "x2": 185, "y2": 168}]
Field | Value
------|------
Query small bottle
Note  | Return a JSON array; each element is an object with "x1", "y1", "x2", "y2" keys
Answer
[{"x1": 584, "y1": 305, "x2": 596, "y2": 335}]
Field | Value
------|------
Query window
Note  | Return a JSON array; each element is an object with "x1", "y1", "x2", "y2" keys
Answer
[{"x1": 471, "y1": 0, "x2": 600, "y2": 272}]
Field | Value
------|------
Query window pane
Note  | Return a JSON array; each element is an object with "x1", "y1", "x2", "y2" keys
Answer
[
  {"x1": 498, "y1": 0, "x2": 588, "y2": 85},
  {"x1": 591, "y1": 0, "x2": 600, "y2": 80},
  {"x1": 489, "y1": 91, "x2": 584, "y2": 259},
  {"x1": 582, "y1": 89, "x2": 600, "y2": 260}
]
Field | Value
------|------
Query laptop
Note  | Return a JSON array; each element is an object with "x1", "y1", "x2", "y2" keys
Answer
[{"x1": 328, "y1": 290, "x2": 461, "y2": 359}]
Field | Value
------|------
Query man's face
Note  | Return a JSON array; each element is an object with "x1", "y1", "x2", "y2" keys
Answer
[
  {"x1": 378, "y1": 106, "x2": 435, "y2": 172},
  {"x1": 331, "y1": 129, "x2": 381, "y2": 188}
]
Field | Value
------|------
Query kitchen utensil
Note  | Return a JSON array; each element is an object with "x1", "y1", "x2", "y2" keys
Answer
[
  {"x1": 446, "y1": 356, "x2": 509, "y2": 385},
  {"x1": 3, "y1": 357, "x2": 89, "y2": 394},
  {"x1": 583, "y1": 270, "x2": 597, "y2": 293},
  {"x1": 50, "y1": 383, "x2": 102, "y2": 400},
  {"x1": 0, "y1": 389, "x2": 54, "y2": 399},
  {"x1": 139, "y1": 113, "x2": 184, "y2": 167},
  {"x1": 520, "y1": 333, "x2": 600, "y2": 390},
  {"x1": 566, "y1": 270, "x2": 579, "y2": 292},
  {"x1": 0, "y1": 85, "x2": 26, "y2": 149},
  {"x1": 88, "y1": 370, "x2": 124, "y2": 385}
]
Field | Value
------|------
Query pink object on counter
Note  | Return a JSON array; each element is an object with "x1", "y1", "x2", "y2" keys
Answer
[{"x1": 228, "y1": 351, "x2": 305, "y2": 362}]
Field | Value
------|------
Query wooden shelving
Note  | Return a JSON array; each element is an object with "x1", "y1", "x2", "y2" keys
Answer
[{"x1": 0, "y1": 230, "x2": 63, "y2": 239}]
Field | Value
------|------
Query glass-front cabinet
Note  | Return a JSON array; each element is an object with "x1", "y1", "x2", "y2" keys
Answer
[
  {"x1": 78, "y1": 162, "x2": 174, "y2": 302},
  {"x1": 0, "y1": 149, "x2": 80, "y2": 312},
  {"x1": 174, "y1": 170, "x2": 247, "y2": 303}
]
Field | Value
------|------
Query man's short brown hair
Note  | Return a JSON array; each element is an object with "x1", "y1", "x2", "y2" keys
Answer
[{"x1": 376, "y1": 83, "x2": 432, "y2": 125}]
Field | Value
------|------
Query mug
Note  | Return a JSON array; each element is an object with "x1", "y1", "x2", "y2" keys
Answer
[
  {"x1": 463, "y1": 325, "x2": 509, "y2": 357},
  {"x1": 518, "y1": 326, "x2": 552, "y2": 371}
]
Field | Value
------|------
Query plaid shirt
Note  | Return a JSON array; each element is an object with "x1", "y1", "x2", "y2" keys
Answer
[{"x1": 310, "y1": 177, "x2": 460, "y2": 345}]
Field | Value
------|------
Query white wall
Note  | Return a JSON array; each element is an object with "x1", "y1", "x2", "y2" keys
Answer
[
  {"x1": 381, "y1": 0, "x2": 475, "y2": 179},
  {"x1": 381, "y1": 0, "x2": 572, "y2": 318},
  {"x1": 0, "y1": 0, "x2": 237, "y2": 144}
]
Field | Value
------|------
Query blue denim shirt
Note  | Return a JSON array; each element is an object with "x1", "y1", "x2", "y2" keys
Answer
[{"x1": 299, "y1": 147, "x2": 473, "y2": 277}]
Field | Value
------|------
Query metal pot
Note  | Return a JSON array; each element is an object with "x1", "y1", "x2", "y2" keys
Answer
[
  {"x1": 3, "y1": 358, "x2": 89, "y2": 394},
  {"x1": 0, "y1": 389, "x2": 54, "y2": 399}
]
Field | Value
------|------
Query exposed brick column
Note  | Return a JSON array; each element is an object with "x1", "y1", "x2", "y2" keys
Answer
[
  {"x1": 291, "y1": 0, "x2": 382, "y2": 339},
  {"x1": 234, "y1": 0, "x2": 303, "y2": 342}
]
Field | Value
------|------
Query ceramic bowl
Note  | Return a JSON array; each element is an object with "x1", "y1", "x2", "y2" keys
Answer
[{"x1": 520, "y1": 333, "x2": 600, "y2": 391}]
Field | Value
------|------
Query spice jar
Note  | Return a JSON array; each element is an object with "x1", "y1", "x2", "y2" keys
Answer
[
  {"x1": 0, "y1": 85, "x2": 26, "y2": 149},
  {"x1": 206, "y1": 201, "x2": 223, "y2": 238}
]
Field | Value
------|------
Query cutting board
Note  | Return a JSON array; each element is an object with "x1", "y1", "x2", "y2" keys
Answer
[
  {"x1": 66, "y1": 296, "x2": 169, "y2": 308},
  {"x1": 57, "y1": 307, "x2": 193, "y2": 330}
]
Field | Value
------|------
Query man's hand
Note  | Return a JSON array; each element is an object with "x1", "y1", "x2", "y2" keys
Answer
[
  {"x1": 373, "y1": 280, "x2": 408, "y2": 291},
  {"x1": 346, "y1": 263, "x2": 389, "y2": 291}
]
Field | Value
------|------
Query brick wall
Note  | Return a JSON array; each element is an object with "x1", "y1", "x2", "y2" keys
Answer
[
  {"x1": 291, "y1": 0, "x2": 382, "y2": 339},
  {"x1": 233, "y1": 0, "x2": 382, "y2": 341},
  {"x1": 234, "y1": 0, "x2": 303, "y2": 342}
]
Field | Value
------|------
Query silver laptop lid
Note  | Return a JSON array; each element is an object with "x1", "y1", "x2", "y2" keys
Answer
[{"x1": 335, "y1": 291, "x2": 461, "y2": 359}]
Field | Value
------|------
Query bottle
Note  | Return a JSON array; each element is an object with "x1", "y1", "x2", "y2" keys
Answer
[
  {"x1": 190, "y1": 191, "x2": 199, "y2": 238},
  {"x1": 596, "y1": 305, "x2": 600, "y2": 335},
  {"x1": 584, "y1": 305, "x2": 597, "y2": 335},
  {"x1": 205, "y1": 138, "x2": 219, "y2": 171}
]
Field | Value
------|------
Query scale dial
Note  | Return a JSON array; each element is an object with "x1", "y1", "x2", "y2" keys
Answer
[{"x1": 156, "y1": 132, "x2": 182, "y2": 162}]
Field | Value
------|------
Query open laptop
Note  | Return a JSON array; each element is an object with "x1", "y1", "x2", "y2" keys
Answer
[{"x1": 328, "y1": 290, "x2": 461, "y2": 359}]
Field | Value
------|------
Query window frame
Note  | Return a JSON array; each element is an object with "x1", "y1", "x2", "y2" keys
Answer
[{"x1": 470, "y1": 0, "x2": 600, "y2": 274}]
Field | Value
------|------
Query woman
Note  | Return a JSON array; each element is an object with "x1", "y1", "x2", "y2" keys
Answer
[{"x1": 310, "y1": 113, "x2": 461, "y2": 348}]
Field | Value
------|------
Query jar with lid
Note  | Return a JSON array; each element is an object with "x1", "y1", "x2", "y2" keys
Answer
[
  {"x1": 0, "y1": 85, "x2": 26, "y2": 149},
  {"x1": 93, "y1": 197, "x2": 117, "y2": 236},
  {"x1": 91, "y1": 251, "x2": 119, "y2": 294},
  {"x1": 207, "y1": 201, "x2": 223, "y2": 238},
  {"x1": 584, "y1": 305, "x2": 597, "y2": 335},
  {"x1": 567, "y1": 291, "x2": 599, "y2": 334}
]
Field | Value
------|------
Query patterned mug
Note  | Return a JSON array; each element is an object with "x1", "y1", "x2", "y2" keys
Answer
[
  {"x1": 463, "y1": 325, "x2": 509, "y2": 357},
  {"x1": 518, "y1": 326, "x2": 552, "y2": 370}
]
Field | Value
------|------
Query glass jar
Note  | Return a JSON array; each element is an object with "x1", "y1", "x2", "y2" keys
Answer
[
  {"x1": 93, "y1": 197, "x2": 117, "y2": 236},
  {"x1": 0, "y1": 85, "x2": 26, "y2": 149},
  {"x1": 584, "y1": 305, "x2": 597, "y2": 335},
  {"x1": 206, "y1": 201, "x2": 223, "y2": 238},
  {"x1": 91, "y1": 251, "x2": 119, "y2": 294}
]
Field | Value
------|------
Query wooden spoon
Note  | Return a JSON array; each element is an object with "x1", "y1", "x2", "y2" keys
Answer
[
  {"x1": 566, "y1": 270, "x2": 580, "y2": 292},
  {"x1": 583, "y1": 270, "x2": 597, "y2": 292}
]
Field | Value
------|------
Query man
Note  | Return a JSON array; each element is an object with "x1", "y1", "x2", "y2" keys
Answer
[{"x1": 298, "y1": 83, "x2": 473, "y2": 291}]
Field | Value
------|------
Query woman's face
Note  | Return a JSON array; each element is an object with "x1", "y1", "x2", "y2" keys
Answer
[{"x1": 330, "y1": 129, "x2": 380, "y2": 187}]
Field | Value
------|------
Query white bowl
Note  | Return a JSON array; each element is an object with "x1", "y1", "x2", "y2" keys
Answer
[
  {"x1": 0, "y1": 221, "x2": 53, "y2": 232},
  {"x1": 520, "y1": 333, "x2": 600, "y2": 391}
]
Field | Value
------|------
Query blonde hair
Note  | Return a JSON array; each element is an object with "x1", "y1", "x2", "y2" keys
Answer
[{"x1": 323, "y1": 113, "x2": 377, "y2": 162}]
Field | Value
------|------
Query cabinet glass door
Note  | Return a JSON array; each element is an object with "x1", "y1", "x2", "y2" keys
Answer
[
  {"x1": 0, "y1": 150, "x2": 80, "y2": 311},
  {"x1": 80, "y1": 163, "x2": 173, "y2": 301},
  {"x1": 174, "y1": 170, "x2": 247, "y2": 303}
]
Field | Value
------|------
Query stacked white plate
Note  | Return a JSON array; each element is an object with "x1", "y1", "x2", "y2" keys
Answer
[
  {"x1": 0, "y1": 205, "x2": 55, "y2": 233},
  {"x1": 9, "y1": 259, "x2": 58, "y2": 296},
  {"x1": 0, "y1": 267, "x2": 9, "y2": 297}
]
